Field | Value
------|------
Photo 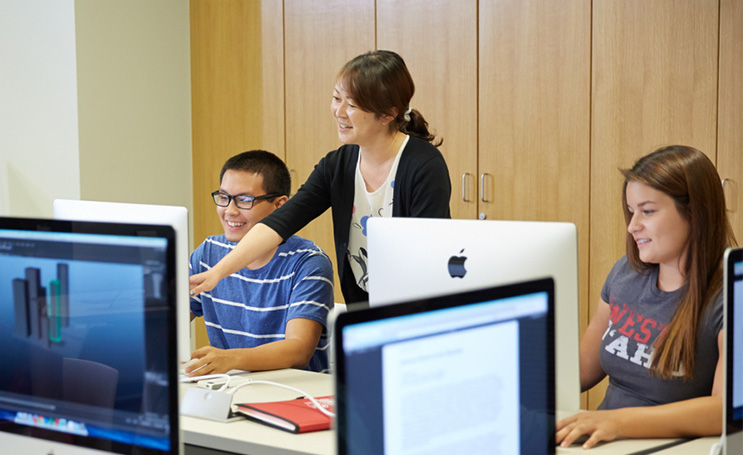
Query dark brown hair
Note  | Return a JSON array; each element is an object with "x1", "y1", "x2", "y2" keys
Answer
[
  {"x1": 621, "y1": 145, "x2": 737, "y2": 379},
  {"x1": 336, "y1": 50, "x2": 442, "y2": 146},
  {"x1": 220, "y1": 150, "x2": 291, "y2": 197}
]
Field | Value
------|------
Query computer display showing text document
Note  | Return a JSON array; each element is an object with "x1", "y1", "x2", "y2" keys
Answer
[{"x1": 382, "y1": 320, "x2": 519, "y2": 454}]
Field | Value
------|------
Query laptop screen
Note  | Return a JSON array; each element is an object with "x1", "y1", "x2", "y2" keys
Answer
[
  {"x1": 0, "y1": 216, "x2": 179, "y2": 455},
  {"x1": 725, "y1": 247, "x2": 743, "y2": 455},
  {"x1": 334, "y1": 278, "x2": 555, "y2": 455}
]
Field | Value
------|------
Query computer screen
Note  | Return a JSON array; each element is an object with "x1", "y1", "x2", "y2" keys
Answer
[
  {"x1": 366, "y1": 217, "x2": 579, "y2": 414},
  {"x1": 53, "y1": 199, "x2": 191, "y2": 364},
  {"x1": 0, "y1": 216, "x2": 180, "y2": 455},
  {"x1": 725, "y1": 247, "x2": 743, "y2": 455},
  {"x1": 334, "y1": 278, "x2": 555, "y2": 455}
]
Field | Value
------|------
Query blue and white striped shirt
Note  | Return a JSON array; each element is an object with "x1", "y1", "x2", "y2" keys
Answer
[{"x1": 189, "y1": 234, "x2": 334, "y2": 373}]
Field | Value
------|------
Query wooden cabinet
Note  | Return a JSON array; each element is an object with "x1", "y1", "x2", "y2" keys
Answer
[
  {"x1": 718, "y1": 0, "x2": 743, "y2": 240},
  {"x1": 376, "y1": 0, "x2": 478, "y2": 221}
]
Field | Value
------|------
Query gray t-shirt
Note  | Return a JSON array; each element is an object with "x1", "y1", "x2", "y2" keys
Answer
[{"x1": 598, "y1": 256, "x2": 722, "y2": 409}]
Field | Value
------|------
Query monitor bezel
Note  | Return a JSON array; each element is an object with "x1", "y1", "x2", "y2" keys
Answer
[
  {"x1": 334, "y1": 277, "x2": 556, "y2": 455},
  {"x1": 0, "y1": 215, "x2": 180, "y2": 455},
  {"x1": 725, "y1": 246, "x2": 743, "y2": 452}
]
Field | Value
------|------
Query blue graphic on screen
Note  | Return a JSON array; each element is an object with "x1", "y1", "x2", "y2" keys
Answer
[
  {"x1": 13, "y1": 263, "x2": 70, "y2": 345},
  {"x1": 0, "y1": 254, "x2": 170, "y2": 450},
  {"x1": 1, "y1": 256, "x2": 145, "y2": 382}
]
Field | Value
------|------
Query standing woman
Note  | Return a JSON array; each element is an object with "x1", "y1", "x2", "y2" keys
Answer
[
  {"x1": 190, "y1": 50, "x2": 451, "y2": 303},
  {"x1": 556, "y1": 146, "x2": 737, "y2": 449}
]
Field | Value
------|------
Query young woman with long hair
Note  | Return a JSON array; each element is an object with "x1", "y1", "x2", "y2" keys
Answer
[{"x1": 557, "y1": 145, "x2": 737, "y2": 448}]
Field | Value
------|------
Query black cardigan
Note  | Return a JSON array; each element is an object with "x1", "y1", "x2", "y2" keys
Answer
[{"x1": 261, "y1": 135, "x2": 451, "y2": 303}]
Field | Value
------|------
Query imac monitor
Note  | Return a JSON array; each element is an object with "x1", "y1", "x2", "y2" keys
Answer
[
  {"x1": 0, "y1": 216, "x2": 180, "y2": 454},
  {"x1": 334, "y1": 278, "x2": 556, "y2": 455},
  {"x1": 724, "y1": 247, "x2": 743, "y2": 455},
  {"x1": 366, "y1": 217, "x2": 580, "y2": 414},
  {"x1": 53, "y1": 199, "x2": 191, "y2": 364}
]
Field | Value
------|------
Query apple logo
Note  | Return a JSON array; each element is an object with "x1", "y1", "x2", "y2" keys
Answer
[{"x1": 448, "y1": 249, "x2": 467, "y2": 278}]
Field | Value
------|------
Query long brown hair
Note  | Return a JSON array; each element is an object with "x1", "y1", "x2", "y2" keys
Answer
[
  {"x1": 621, "y1": 145, "x2": 737, "y2": 379},
  {"x1": 336, "y1": 50, "x2": 442, "y2": 146}
]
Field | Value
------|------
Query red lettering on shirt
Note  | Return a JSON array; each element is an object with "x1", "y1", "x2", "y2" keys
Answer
[
  {"x1": 609, "y1": 299, "x2": 629, "y2": 325},
  {"x1": 634, "y1": 318, "x2": 657, "y2": 344}
]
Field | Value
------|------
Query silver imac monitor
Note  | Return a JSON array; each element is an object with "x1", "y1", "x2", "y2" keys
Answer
[
  {"x1": 366, "y1": 217, "x2": 580, "y2": 414},
  {"x1": 724, "y1": 247, "x2": 743, "y2": 455},
  {"x1": 0, "y1": 216, "x2": 181, "y2": 454},
  {"x1": 53, "y1": 199, "x2": 191, "y2": 364}
]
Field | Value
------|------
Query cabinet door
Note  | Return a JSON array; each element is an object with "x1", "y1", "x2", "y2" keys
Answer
[
  {"x1": 590, "y1": 0, "x2": 719, "y2": 409},
  {"x1": 718, "y1": 0, "x2": 743, "y2": 241},
  {"x1": 284, "y1": 0, "x2": 375, "y2": 303},
  {"x1": 376, "y1": 0, "x2": 478, "y2": 220},
  {"x1": 191, "y1": 0, "x2": 265, "y2": 247},
  {"x1": 479, "y1": 0, "x2": 591, "y2": 408}
]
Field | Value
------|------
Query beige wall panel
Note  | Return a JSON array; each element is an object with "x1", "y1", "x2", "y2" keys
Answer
[
  {"x1": 76, "y1": 0, "x2": 192, "y2": 213},
  {"x1": 190, "y1": 0, "x2": 265, "y2": 348},
  {"x1": 718, "y1": 0, "x2": 743, "y2": 242},
  {"x1": 284, "y1": 0, "x2": 375, "y2": 303},
  {"x1": 479, "y1": 0, "x2": 591, "y2": 408},
  {"x1": 589, "y1": 0, "x2": 719, "y2": 409},
  {"x1": 376, "y1": 0, "x2": 478, "y2": 220}
]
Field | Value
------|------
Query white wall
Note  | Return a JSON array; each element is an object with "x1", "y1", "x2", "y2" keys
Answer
[
  {"x1": 0, "y1": 0, "x2": 80, "y2": 217},
  {"x1": 0, "y1": 0, "x2": 192, "y2": 225}
]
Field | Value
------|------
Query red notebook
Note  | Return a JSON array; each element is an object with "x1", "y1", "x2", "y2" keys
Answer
[{"x1": 235, "y1": 395, "x2": 334, "y2": 434}]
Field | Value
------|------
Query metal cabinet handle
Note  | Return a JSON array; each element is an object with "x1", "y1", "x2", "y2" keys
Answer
[
  {"x1": 722, "y1": 178, "x2": 738, "y2": 213},
  {"x1": 480, "y1": 173, "x2": 492, "y2": 203},
  {"x1": 461, "y1": 173, "x2": 473, "y2": 203}
]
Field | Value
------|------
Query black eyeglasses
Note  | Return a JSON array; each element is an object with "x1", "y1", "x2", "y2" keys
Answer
[{"x1": 211, "y1": 191, "x2": 281, "y2": 210}]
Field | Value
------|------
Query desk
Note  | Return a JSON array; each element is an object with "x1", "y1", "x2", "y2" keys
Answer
[
  {"x1": 181, "y1": 369, "x2": 334, "y2": 455},
  {"x1": 181, "y1": 369, "x2": 717, "y2": 455},
  {"x1": 654, "y1": 437, "x2": 719, "y2": 454}
]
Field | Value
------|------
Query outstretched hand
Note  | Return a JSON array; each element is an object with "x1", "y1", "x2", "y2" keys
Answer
[
  {"x1": 556, "y1": 409, "x2": 625, "y2": 449},
  {"x1": 189, "y1": 270, "x2": 220, "y2": 297}
]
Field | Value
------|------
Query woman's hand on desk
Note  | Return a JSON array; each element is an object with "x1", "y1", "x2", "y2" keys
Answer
[
  {"x1": 555, "y1": 409, "x2": 628, "y2": 449},
  {"x1": 185, "y1": 346, "x2": 234, "y2": 376}
]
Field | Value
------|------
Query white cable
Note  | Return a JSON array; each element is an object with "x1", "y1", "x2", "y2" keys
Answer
[
  {"x1": 228, "y1": 379, "x2": 336, "y2": 418},
  {"x1": 708, "y1": 436, "x2": 723, "y2": 455}
]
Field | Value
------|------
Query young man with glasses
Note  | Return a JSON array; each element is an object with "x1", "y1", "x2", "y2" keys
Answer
[{"x1": 185, "y1": 150, "x2": 334, "y2": 375}]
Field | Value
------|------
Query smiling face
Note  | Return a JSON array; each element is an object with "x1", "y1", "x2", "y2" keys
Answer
[
  {"x1": 217, "y1": 170, "x2": 284, "y2": 243},
  {"x1": 330, "y1": 84, "x2": 394, "y2": 148},
  {"x1": 625, "y1": 181, "x2": 691, "y2": 274}
]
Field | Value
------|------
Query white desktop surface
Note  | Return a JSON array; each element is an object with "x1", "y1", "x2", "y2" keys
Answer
[
  {"x1": 556, "y1": 438, "x2": 684, "y2": 454},
  {"x1": 181, "y1": 369, "x2": 335, "y2": 455},
  {"x1": 182, "y1": 369, "x2": 714, "y2": 455}
]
